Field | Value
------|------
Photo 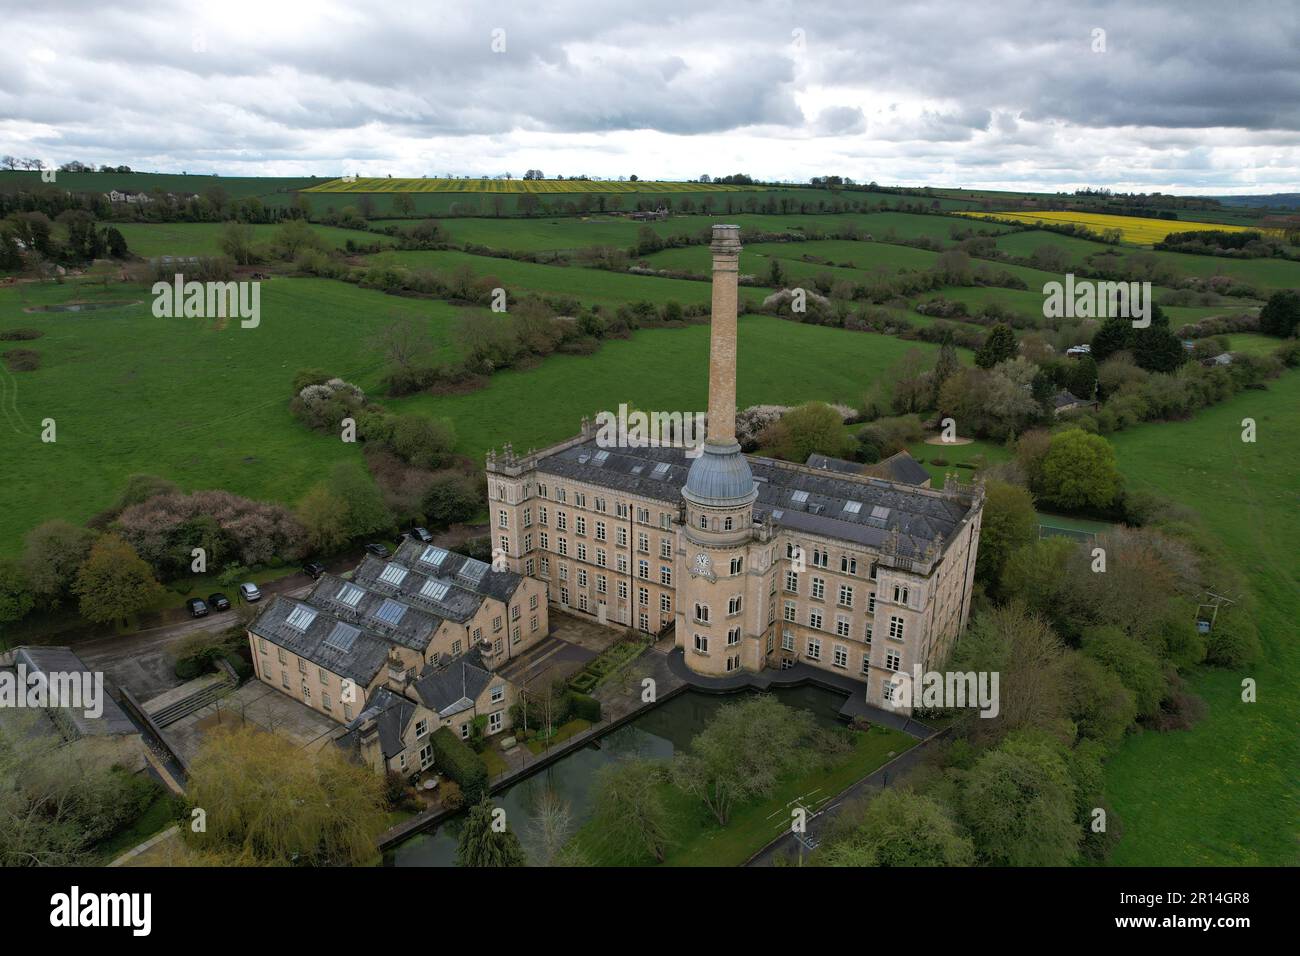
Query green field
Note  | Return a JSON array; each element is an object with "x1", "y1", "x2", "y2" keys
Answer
[
  {"x1": 996, "y1": 228, "x2": 1300, "y2": 293},
  {"x1": 0, "y1": 278, "x2": 477, "y2": 554},
  {"x1": 114, "y1": 221, "x2": 394, "y2": 258},
  {"x1": 0, "y1": 275, "x2": 938, "y2": 555},
  {"x1": 366, "y1": 248, "x2": 773, "y2": 309},
  {"x1": 1104, "y1": 373, "x2": 1300, "y2": 865},
  {"x1": 0, "y1": 170, "x2": 319, "y2": 208},
  {"x1": 305, "y1": 177, "x2": 760, "y2": 194}
]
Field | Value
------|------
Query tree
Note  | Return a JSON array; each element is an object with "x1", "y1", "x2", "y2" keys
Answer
[
  {"x1": 1, "y1": 720, "x2": 159, "y2": 866},
  {"x1": 1090, "y1": 315, "x2": 1132, "y2": 363},
  {"x1": 185, "y1": 726, "x2": 386, "y2": 866},
  {"x1": 961, "y1": 731, "x2": 1081, "y2": 866},
  {"x1": 422, "y1": 472, "x2": 482, "y2": 527},
  {"x1": 1066, "y1": 354, "x2": 1098, "y2": 399},
  {"x1": 673, "y1": 695, "x2": 817, "y2": 825},
  {"x1": 974, "y1": 481, "x2": 1037, "y2": 589},
  {"x1": 392, "y1": 193, "x2": 417, "y2": 217},
  {"x1": 21, "y1": 520, "x2": 95, "y2": 608},
  {"x1": 370, "y1": 315, "x2": 435, "y2": 384},
  {"x1": 974, "y1": 323, "x2": 1016, "y2": 369},
  {"x1": 1080, "y1": 626, "x2": 1167, "y2": 719},
  {"x1": 0, "y1": 559, "x2": 34, "y2": 625},
  {"x1": 456, "y1": 799, "x2": 527, "y2": 867},
  {"x1": 930, "y1": 336, "x2": 960, "y2": 407},
  {"x1": 388, "y1": 415, "x2": 456, "y2": 469},
  {"x1": 1259, "y1": 289, "x2": 1300, "y2": 338},
  {"x1": 998, "y1": 536, "x2": 1073, "y2": 616},
  {"x1": 297, "y1": 484, "x2": 350, "y2": 553},
  {"x1": 821, "y1": 788, "x2": 974, "y2": 867},
  {"x1": 591, "y1": 759, "x2": 672, "y2": 863},
  {"x1": 1064, "y1": 650, "x2": 1137, "y2": 750},
  {"x1": 73, "y1": 535, "x2": 165, "y2": 626},
  {"x1": 525, "y1": 785, "x2": 575, "y2": 866},
  {"x1": 326, "y1": 462, "x2": 392, "y2": 539},
  {"x1": 216, "y1": 221, "x2": 257, "y2": 265},
  {"x1": 1037, "y1": 428, "x2": 1121, "y2": 511},
  {"x1": 1128, "y1": 308, "x2": 1186, "y2": 373},
  {"x1": 951, "y1": 602, "x2": 1069, "y2": 735},
  {"x1": 765, "y1": 402, "x2": 850, "y2": 464}
]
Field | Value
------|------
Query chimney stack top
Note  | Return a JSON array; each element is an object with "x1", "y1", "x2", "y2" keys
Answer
[{"x1": 710, "y1": 223, "x2": 741, "y2": 255}]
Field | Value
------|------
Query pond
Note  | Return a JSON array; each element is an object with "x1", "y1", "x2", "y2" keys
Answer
[{"x1": 385, "y1": 684, "x2": 847, "y2": 866}]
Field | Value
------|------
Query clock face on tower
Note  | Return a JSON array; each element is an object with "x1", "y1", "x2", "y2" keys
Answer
[{"x1": 692, "y1": 551, "x2": 716, "y2": 580}]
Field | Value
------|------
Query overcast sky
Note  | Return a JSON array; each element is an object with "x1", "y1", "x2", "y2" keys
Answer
[{"x1": 2, "y1": 0, "x2": 1298, "y2": 194}]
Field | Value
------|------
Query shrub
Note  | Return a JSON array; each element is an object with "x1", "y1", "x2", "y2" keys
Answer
[
  {"x1": 1, "y1": 348, "x2": 40, "y2": 371},
  {"x1": 1203, "y1": 613, "x2": 1260, "y2": 668},
  {"x1": 570, "y1": 692, "x2": 602, "y2": 723},
  {"x1": 430, "y1": 727, "x2": 488, "y2": 803},
  {"x1": 0, "y1": 327, "x2": 43, "y2": 341}
]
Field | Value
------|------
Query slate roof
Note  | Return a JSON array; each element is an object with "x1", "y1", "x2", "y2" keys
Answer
[
  {"x1": 805, "y1": 453, "x2": 864, "y2": 476},
  {"x1": 9, "y1": 646, "x2": 137, "y2": 737},
  {"x1": 1054, "y1": 389, "x2": 1086, "y2": 408},
  {"x1": 413, "y1": 648, "x2": 497, "y2": 718},
  {"x1": 302, "y1": 573, "x2": 444, "y2": 653},
  {"x1": 351, "y1": 553, "x2": 484, "y2": 624},
  {"x1": 250, "y1": 543, "x2": 522, "y2": 687},
  {"x1": 536, "y1": 437, "x2": 974, "y2": 557},
  {"x1": 875, "y1": 451, "x2": 932, "y2": 487},
  {"x1": 391, "y1": 539, "x2": 524, "y2": 605},
  {"x1": 248, "y1": 593, "x2": 394, "y2": 684},
  {"x1": 337, "y1": 686, "x2": 417, "y2": 760}
]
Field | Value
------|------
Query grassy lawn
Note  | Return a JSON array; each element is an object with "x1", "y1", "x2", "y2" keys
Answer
[
  {"x1": 572, "y1": 724, "x2": 914, "y2": 866},
  {"x1": 525, "y1": 718, "x2": 592, "y2": 755},
  {"x1": 906, "y1": 437, "x2": 1011, "y2": 486},
  {"x1": 481, "y1": 746, "x2": 510, "y2": 777},
  {"x1": 1103, "y1": 371, "x2": 1300, "y2": 865}
]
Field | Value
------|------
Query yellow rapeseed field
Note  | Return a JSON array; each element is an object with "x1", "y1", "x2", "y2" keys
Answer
[
  {"x1": 304, "y1": 177, "x2": 760, "y2": 195},
  {"x1": 957, "y1": 209, "x2": 1258, "y2": 245}
]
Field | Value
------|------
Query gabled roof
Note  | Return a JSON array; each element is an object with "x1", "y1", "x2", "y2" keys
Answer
[
  {"x1": 413, "y1": 649, "x2": 498, "y2": 718},
  {"x1": 874, "y1": 451, "x2": 931, "y2": 486},
  {"x1": 1054, "y1": 389, "x2": 1085, "y2": 408},
  {"x1": 805, "y1": 453, "x2": 864, "y2": 475},
  {"x1": 337, "y1": 686, "x2": 417, "y2": 760},
  {"x1": 248, "y1": 593, "x2": 394, "y2": 684}
]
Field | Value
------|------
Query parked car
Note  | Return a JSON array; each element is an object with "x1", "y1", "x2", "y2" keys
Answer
[
  {"x1": 409, "y1": 527, "x2": 434, "y2": 543},
  {"x1": 303, "y1": 561, "x2": 326, "y2": 580},
  {"x1": 207, "y1": 593, "x2": 231, "y2": 612},
  {"x1": 364, "y1": 542, "x2": 391, "y2": 558},
  {"x1": 185, "y1": 597, "x2": 210, "y2": 618},
  {"x1": 238, "y1": 582, "x2": 262, "y2": 602}
]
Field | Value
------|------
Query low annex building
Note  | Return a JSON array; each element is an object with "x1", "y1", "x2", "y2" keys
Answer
[
  {"x1": 487, "y1": 225, "x2": 984, "y2": 713},
  {"x1": 246, "y1": 541, "x2": 548, "y2": 774}
]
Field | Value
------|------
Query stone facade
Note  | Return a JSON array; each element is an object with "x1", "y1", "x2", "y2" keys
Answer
[{"x1": 487, "y1": 225, "x2": 984, "y2": 714}]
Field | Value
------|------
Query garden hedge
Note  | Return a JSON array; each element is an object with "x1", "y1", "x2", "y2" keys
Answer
[{"x1": 431, "y1": 726, "x2": 488, "y2": 802}]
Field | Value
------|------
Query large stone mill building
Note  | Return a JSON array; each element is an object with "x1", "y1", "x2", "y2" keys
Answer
[{"x1": 487, "y1": 225, "x2": 985, "y2": 710}]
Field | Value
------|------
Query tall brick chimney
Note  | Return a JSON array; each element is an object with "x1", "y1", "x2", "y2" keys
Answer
[
  {"x1": 682, "y1": 225, "x2": 756, "y2": 510},
  {"x1": 706, "y1": 224, "x2": 741, "y2": 446}
]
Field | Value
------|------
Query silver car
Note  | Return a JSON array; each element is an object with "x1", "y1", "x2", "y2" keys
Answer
[{"x1": 239, "y1": 582, "x2": 262, "y2": 602}]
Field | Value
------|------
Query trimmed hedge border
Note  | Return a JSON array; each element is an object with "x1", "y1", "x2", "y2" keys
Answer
[{"x1": 430, "y1": 726, "x2": 488, "y2": 804}]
